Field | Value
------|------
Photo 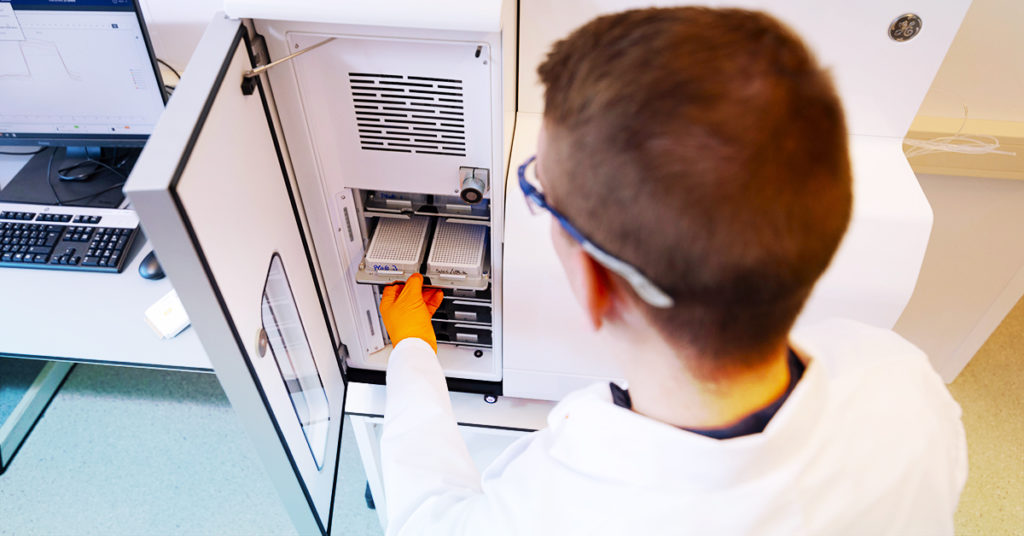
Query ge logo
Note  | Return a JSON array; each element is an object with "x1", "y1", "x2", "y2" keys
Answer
[{"x1": 889, "y1": 14, "x2": 922, "y2": 42}]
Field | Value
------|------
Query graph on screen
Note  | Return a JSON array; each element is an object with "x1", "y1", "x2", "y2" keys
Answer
[{"x1": 0, "y1": 6, "x2": 164, "y2": 139}]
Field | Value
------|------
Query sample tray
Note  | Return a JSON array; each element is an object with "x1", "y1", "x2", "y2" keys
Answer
[
  {"x1": 426, "y1": 219, "x2": 487, "y2": 278},
  {"x1": 356, "y1": 217, "x2": 490, "y2": 291},
  {"x1": 355, "y1": 216, "x2": 430, "y2": 285}
]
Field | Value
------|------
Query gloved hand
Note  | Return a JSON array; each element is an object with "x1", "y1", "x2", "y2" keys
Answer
[{"x1": 380, "y1": 273, "x2": 444, "y2": 353}]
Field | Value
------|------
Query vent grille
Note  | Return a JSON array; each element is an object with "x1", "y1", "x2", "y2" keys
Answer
[{"x1": 349, "y1": 72, "x2": 467, "y2": 157}]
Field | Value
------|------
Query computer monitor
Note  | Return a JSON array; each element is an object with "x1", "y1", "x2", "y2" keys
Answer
[{"x1": 0, "y1": 0, "x2": 166, "y2": 148}]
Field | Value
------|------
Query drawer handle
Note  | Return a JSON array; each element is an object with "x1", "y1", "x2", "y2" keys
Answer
[
  {"x1": 455, "y1": 333, "x2": 479, "y2": 343},
  {"x1": 454, "y1": 311, "x2": 478, "y2": 321}
]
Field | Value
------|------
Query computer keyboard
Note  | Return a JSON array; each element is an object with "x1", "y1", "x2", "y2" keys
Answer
[{"x1": 0, "y1": 202, "x2": 140, "y2": 273}]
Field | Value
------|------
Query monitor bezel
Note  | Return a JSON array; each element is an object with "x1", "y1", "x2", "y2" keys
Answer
[{"x1": 0, "y1": 0, "x2": 168, "y2": 148}]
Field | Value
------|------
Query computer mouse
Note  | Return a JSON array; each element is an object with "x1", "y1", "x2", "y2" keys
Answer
[{"x1": 139, "y1": 250, "x2": 165, "y2": 280}]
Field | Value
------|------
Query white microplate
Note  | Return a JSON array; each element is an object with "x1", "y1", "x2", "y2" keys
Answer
[{"x1": 364, "y1": 217, "x2": 430, "y2": 274}]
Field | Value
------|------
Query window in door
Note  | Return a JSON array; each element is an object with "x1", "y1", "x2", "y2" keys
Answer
[{"x1": 261, "y1": 253, "x2": 330, "y2": 469}]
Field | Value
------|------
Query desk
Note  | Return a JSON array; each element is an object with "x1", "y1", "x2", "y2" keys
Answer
[
  {"x1": 0, "y1": 151, "x2": 210, "y2": 472},
  {"x1": 0, "y1": 152, "x2": 210, "y2": 371}
]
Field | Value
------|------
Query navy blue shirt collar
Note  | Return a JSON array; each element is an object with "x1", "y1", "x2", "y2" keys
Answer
[{"x1": 610, "y1": 349, "x2": 806, "y2": 440}]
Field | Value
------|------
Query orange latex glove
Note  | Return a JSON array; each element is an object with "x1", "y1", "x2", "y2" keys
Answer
[{"x1": 380, "y1": 273, "x2": 444, "y2": 353}]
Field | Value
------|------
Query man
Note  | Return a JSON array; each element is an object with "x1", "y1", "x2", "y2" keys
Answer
[{"x1": 378, "y1": 7, "x2": 967, "y2": 535}]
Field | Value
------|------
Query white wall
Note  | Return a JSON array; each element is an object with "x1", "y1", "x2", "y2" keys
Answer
[
  {"x1": 899, "y1": 0, "x2": 1024, "y2": 381},
  {"x1": 917, "y1": 0, "x2": 1024, "y2": 122},
  {"x1": 894, "y1": 174, "x2": 1024, "y2": 382},
  {"x1": 138, "y1": 0, "x2": 223, "y2": 74}
]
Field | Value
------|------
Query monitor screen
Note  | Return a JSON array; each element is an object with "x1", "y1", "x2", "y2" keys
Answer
[{"x1": 0, "y1": 0, "x2": 166, "y2": 147}]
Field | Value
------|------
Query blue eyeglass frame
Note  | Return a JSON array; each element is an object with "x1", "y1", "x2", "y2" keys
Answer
[{"x1": 517, "y1": 155, "x2": 675, "y2": 308}]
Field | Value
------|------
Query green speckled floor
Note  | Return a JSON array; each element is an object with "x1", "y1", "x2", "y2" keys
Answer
[
  {"x1": 0, "y1": 357, "x2": 46, "y2": 425},
  {"x1": 0, "y1": 363, "x2": 382, "y2": 536}
]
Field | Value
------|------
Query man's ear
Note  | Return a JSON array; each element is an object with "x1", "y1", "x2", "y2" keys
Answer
[
  {"x1": 577, "y1": 248, "x2": 614, "y2": 330},
  {"x1": 551, "y1": 223, "x2": 613, "y2": 330}
]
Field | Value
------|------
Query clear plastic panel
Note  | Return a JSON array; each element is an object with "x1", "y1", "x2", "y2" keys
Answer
[{"x1": 261, "y1": 254, "x2": 330, "y2": 469}]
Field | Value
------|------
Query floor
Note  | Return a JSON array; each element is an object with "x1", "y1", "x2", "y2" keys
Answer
[
  {"x1": 0, "y1": 358, "x2": 45, "y2": 427},
  {"x1": 0, "y1": 363, "x2": 381, "y2": 536},
  {"x1": 0, "y1": 301, "x2": 1020, "y2": 535},
  {"x1": 949, "y1": 297, "x2": 1024, "y2": 535}
]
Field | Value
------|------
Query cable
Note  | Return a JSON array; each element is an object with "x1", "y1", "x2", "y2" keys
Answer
[
  {"x1": 57, "y1": 156, "x2": 128, "y2": 182},
  {"x1": 59, "y1": 182, "x2": 126, "y2": 204},
  {"x1": 904, "y1": 135, "x2": 1015, "y2": 158},
  {"x1": 49, "y1": 149, "x2": 132, "y2": 205},
  {"x1": 0, "y1": 147, "x2": 45, "y2": 156},
  {"x1": 46, "y1": 148, "x2": 62, "y2": 206},
  {"x1": 154, "y1": 58, "x2": 181, "y2": 81},
  {"x1": 905, "y1": 104, "x2": 1017, "y2": 158},
  {"x1": 157, "y1": 58, "x2": 181, "y2": 100}
]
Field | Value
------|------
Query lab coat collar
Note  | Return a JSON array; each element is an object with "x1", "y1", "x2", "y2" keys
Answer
[{"x1": 544, "y1": 344, "x2": 827, "y2": 492}]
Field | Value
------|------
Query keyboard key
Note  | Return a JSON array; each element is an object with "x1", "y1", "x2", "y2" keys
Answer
[
  {"x1": 82, "y1": 256, "x2": 100, "y2": 266},
  {"x1": 28, "y1": 246, "x2": 51, "y2": 254}
]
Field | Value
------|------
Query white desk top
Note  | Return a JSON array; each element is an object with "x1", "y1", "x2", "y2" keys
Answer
[{"x1": 0, "y1": 152, "x2": 211, "y2": 371}]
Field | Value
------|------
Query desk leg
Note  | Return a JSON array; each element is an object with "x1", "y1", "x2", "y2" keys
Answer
[
  {"x1": 0, "y1": 360, "x2": 74, "y2": 473},
  {"x1": 349, "y1": 415, "x2": 389, "y2": 530}
]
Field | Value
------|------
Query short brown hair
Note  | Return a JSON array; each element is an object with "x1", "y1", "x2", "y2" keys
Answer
[{"x1": 538, "y1": 7, "x2": 852, "y2": 369}]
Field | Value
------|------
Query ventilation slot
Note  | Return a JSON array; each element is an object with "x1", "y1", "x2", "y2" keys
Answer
[{"x1": 349, "y1": 73, "x2": 467, "y2": 157}]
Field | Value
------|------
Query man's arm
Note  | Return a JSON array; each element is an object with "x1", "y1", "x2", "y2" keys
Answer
[
  {"x1": 381, "y1": 338, "x2": 482, "y2": 534},
  {"x1": 376, "y1": 274, "x2": 483, "y2": 534}
]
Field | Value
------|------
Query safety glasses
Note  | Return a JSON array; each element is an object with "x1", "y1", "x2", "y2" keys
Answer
[{"x1": 517, "y1": 155, "x2": 674, "y2": 308}]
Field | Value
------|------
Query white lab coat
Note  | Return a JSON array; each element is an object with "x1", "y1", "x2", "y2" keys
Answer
[{"x1": 381, "y1": 319, "x2": 967, "y2": 536}]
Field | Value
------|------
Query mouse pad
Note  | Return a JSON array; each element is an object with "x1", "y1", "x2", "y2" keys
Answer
[{"x1": 0, "y1": 147, "x2": 140, "y2": 208}]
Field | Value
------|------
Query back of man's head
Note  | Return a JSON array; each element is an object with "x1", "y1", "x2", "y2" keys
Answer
[{"x1": 537, "y1": 7, "x2": 852, "y2": 373}]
